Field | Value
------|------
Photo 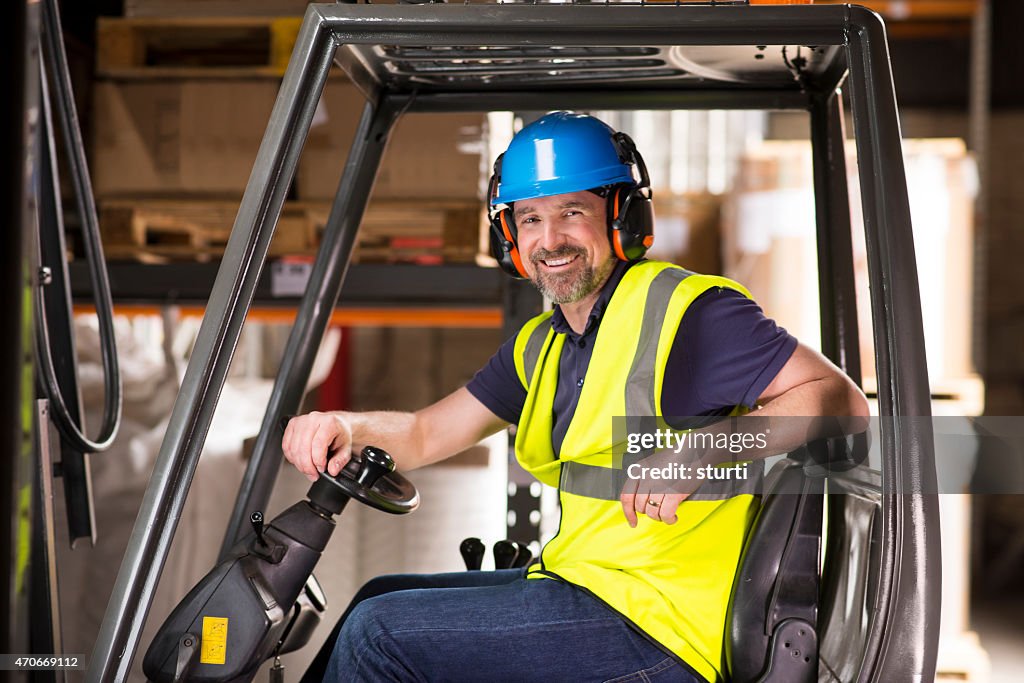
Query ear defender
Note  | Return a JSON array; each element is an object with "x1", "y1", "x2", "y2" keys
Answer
[
  {"x1": 487, "y1": 154, "x2": 531, "y2": 278},
  {"x1": 492, "y1": 207, "x2": 529, "y2": 278},
  {"x1": 608, "y1": 132, "x2": 655, "y2": 262}
]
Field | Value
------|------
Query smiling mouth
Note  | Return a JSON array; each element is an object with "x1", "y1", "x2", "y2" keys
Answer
[{"x1": 540, "y1": 254, "x2": 580, "y2": 269}]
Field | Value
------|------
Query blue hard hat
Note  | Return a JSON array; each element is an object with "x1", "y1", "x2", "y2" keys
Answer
[{"x1": 491, "y1": 111, "x2": 636, "y2": 205}]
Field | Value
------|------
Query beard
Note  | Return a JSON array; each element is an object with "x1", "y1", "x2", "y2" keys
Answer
[{"x1": 529, "y1": 245, "x2": 615, "y2": 304}]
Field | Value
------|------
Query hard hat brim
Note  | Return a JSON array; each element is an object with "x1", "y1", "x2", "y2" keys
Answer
[{"x1": 492, "y1": 167, "x2": 635, "y2": 205}]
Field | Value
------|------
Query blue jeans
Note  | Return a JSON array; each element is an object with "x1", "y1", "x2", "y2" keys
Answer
[{"x1": 307, "y1": 569, "x2": 704, "y2": 682}]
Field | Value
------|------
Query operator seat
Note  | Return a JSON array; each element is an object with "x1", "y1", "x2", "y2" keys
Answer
[{"x1": 725, "y1": 448, "x2": 828, "y2": 683}]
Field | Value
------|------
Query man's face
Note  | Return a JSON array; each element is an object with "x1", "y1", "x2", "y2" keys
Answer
[{"x1": 512, "y1": 190, "x2": 615, "y2": 305}]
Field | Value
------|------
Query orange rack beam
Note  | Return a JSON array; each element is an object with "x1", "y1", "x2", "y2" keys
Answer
[{"x1": 74, "y1": 304, "x2": 503, "y2": 329}]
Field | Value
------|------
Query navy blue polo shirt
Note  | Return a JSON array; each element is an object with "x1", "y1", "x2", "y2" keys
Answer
[{"x1": 467, "y1": 260, "x2": 798, "y2": 455}]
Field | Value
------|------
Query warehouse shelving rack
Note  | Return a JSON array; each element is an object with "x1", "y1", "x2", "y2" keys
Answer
[{"x1": 85, "y1": 2, "x2": 939, "y2": 681}]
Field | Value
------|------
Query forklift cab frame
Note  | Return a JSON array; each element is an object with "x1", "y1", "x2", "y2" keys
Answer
[{"x1": 86, "y1": 2, "x2": 940, "y2": 681}]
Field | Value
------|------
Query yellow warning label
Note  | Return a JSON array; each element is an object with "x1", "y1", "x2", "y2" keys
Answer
[{"x1": 200, "y1": 616, "x2": 229, "y2": 665}]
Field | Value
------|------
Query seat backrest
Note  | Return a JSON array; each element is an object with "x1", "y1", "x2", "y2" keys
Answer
[{"x1": 726, "y1": 457, "x2": 824, "y2": 683}]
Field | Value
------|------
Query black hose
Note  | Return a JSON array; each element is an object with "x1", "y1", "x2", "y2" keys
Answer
[{"x1": 35, "y1": 0, "x2": 121, "y2": 452}]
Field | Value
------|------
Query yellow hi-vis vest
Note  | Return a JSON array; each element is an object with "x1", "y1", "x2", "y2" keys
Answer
[{"x1": 513, "y1": 261, "x2": 762, "y2": 683}]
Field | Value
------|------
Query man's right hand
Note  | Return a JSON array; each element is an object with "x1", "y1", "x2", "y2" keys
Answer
[{"x1": 282, "y1": 411, "x2": 354, "y2": 482}]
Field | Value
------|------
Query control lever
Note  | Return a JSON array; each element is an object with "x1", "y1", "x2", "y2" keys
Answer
[
  {"x1": 269, "y1": 657, "x2": 284, "y2": 683},
  {"x1": 493, "y1": 540, "x2": 519, "y2": 570},
  {"x1": 460, "y1": 537, "x2": 485, "y2": 571},
  {"x1": 250, "y1": 511, "x2": 266, "y2": 546},
  {"x1": 510, "y1": 542, "x2": 533, "y2": 568},
  {"x1": 248, "y1": 509, "x2": 286, "y2": 563}
]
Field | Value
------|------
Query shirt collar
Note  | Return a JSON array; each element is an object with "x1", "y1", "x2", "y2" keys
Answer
[{"x1": 550, "y1": 259, "x2": 636, "y2": 339}]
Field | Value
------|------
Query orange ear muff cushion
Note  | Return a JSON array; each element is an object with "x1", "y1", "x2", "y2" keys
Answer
[
  {"x1": 610, "y1": 188, "x2": 629, "y2": 261},
  {"x1": 612, "y1": 228, "x2": 629, "y2": 261},
  {"x1": 500, "y1": 211, "x2": 528, "y2": 278}
]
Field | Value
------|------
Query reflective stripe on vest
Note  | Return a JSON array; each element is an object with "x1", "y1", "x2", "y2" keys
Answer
[
  {"x1": 625, "y1": 267, "x2": 691, "y2": 420},
  {"x1": 522, "y1": 318, "x2": 552, "y2": 389},
  {"x1": 512, "y1": 312, "x2": 554, "y2": 391}
]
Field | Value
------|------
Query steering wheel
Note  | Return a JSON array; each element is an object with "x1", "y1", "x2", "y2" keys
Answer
[{"x1": 307, "y1": 446, "x2": 420, "y2": 515}]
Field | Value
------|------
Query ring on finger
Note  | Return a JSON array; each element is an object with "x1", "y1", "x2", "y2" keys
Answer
[{"x1": 648, "y1": 500, "x2": 661, "y2": 508}]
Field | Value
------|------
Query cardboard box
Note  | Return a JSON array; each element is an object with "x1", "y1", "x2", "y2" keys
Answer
[
  {"x1": 92, "y1": 79, "x2": 487, "y2": 203},
  {"x1": 723, "y1": 138, "x2": 978, "y2": 386},
  {"x1": 92, "y1": 80, "x2": 278, "y2": 196},
  {"x1": 298, "y1": 83, "x2": 487, "y2": 201},
  {"x1": 647, "y1": 192, "x2": 723, "y2": 275}
]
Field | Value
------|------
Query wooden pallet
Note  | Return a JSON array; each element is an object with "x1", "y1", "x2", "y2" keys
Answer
[
  {"x1": 98, "y1": 198, "x2": 482, "y2": 264},
  {"x1": 96, "y1": 16, "x2": 303, "y2": 79},
  {"x1": 334, "y1": 200, "x2": 482, "y2": 265}
]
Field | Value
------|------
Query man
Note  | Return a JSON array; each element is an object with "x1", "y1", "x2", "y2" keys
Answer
[{"x1": 284, "y1": 111, "x2": 868, "y2": 682}]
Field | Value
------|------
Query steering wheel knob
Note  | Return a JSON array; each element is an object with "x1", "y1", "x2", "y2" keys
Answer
[{"x1": 356, "y1": 446, "x2": 396, "y2": 488}]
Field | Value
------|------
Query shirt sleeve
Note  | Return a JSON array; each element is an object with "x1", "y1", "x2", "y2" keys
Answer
[
  {"x1": 662, "y1": 287, "x2": 798, "y2": 417},
  {"x1": 465, "y1": 333, "x2": 526, "y2": 425}
]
